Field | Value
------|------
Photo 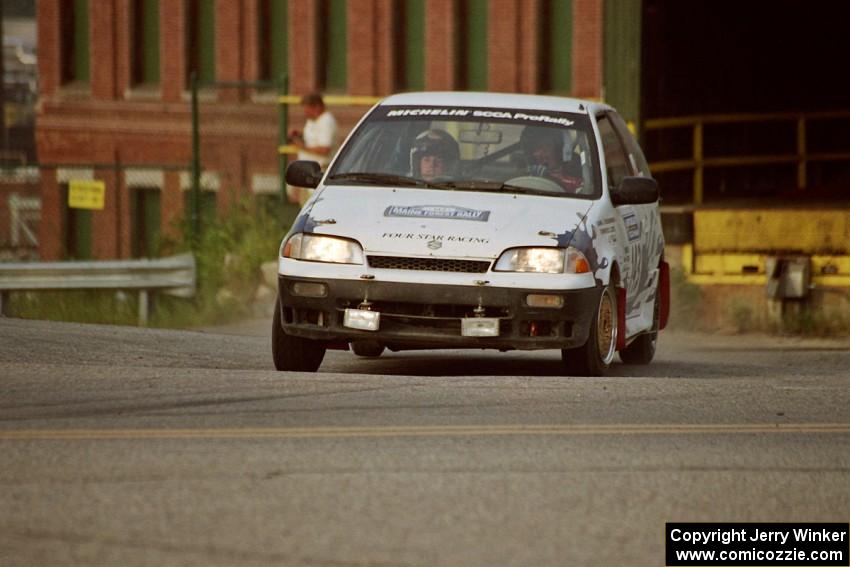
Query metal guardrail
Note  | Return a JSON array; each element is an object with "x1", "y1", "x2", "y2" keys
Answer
[
  {"x1": 645, "y1": 110, "x2": 850, "y2": 204},
  {"x1": 0, "y1": 253, "x2": 196, "y2": 326}
]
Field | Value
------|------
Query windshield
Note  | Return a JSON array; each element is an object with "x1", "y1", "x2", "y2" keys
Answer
[{"x1": 328, "y1": 105, "x2": 601, "y2": 198}]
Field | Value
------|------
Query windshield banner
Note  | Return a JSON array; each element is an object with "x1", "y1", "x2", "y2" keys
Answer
[{"x1": 377, "y1": 106, "x2": 576, "y2": 127}]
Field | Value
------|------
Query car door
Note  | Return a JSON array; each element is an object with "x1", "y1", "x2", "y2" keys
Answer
[{"x1": 596, "y1": 112, "x2": 662, "y2": 337}]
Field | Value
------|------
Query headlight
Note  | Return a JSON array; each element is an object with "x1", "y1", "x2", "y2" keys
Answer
[
  {"x1": 494, "y1": 247, "x2": 590, "y2": 274},
  {"x1": 281, "y1": 233, "x2": 364, "y2": 264},
  {"x1": 495, "y1": 247, "x2": 564, "y2": 273}
]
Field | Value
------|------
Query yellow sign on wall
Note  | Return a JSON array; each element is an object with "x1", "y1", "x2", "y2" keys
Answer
[{"x1": 68, "y1": 180, "x2": 105, "y2": 210}]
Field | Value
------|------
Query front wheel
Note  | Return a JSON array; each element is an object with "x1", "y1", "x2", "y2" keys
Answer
[
  {"x1": 271, "y1": 299, "x2": 326, "y2": 372},
  {"x1": 561, "y1": 285, "x2": 618, "y2": 376}
]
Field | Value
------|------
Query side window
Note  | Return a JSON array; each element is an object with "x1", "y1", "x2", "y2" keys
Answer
[
  {"x1": 596, "y1": 114, "x2": 631, "y2": 189},
  {"x1": 609, "y1": 112, "x2": 651, "y2": 177}
]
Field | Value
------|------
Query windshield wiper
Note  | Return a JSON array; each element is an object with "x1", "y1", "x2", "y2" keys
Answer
[
  {"x1": 497, "y1": 182, "x2": 555, "y2": 196},
  {"x1": 427, "y1": 180, "x2": 554, "y2": 196},
  {"x1": 326, "y1": 173, "x2": 559, "y2": 196},
  {"x1": 425, "y1": 180, "x2": 507, "y2": 192},
  {"x1": 327, "y1": 172, "x2": 427, "y2": 187}
]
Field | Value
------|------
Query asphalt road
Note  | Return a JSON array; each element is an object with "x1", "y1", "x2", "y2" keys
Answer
[{"x1": 1, "y1": 317, "x2": 849, "y2": 566}]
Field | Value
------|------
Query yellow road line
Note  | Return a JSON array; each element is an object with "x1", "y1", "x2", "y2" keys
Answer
[{"x1": 2, "y1": 423, "x2": 850, "y2": 441}]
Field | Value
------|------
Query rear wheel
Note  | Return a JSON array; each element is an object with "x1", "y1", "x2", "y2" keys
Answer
[
  {"x1": 561, "y1": 286, "x2": 617, "y2": 376},
  {"x1": 271, "y1": 299, "x2": 326, "y2": 372}
]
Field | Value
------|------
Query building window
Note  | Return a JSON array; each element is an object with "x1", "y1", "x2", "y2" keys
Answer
[
  {"x1": 319, "y1": 0, "x2": 347, "y2": 92},
  {"x1": 186, "y1": 0, "x2": 215, "y2": 85},
  {"x1": 394, "y1": 0, "x2": 424, "y2": 91},
  {"x1": 132, "y1": 0, "x2": 160, "y2": 86},
  {"x1": 457, "y1": 0, "x2": 487, "y2": 91},
  {"x1": 131, "y1": 187, "x2": 161, "y2": 258},
  {"x1": 258, "y1": 0, "x2": 287, "y2": 83},
  {"x1": 60, "y1": 0, "x2": 90, "y2": 84},
  {"x1": 539, "y1": 0, "x2": 572, "y2": 93}
]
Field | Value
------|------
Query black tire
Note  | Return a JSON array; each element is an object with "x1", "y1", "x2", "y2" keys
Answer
[
  {"x1": 561, "y1": 285, "x2": 618, "y2": 377},
  {"x1": 619, "y1": 288, "x2": 659, "y2": 365},
  {"x1": 618, "y1": 330, "x2": 656, "y2": 364},
  {"x1": 350, "y1": 341, "x2": 385, "y2": 358},
  {"x1": 271, "y1": 299, "x2": 326, "y2": 372}
]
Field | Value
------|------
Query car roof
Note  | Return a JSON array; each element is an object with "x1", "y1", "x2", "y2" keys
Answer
[{"x1": 378, "y1": 91, "x2": 612, "y2": 116}]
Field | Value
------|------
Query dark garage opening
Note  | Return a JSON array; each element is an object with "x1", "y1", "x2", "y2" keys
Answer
[{"x1": 641, "y1": 0, "x2": 850, "y2": 204}]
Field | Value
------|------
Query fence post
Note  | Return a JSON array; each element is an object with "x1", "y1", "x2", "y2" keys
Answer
[
  {"x1": 190, "y1": 72, "x2": 201, "y2": 247},
  {"x1": 797, "y1": 116, "x2": 807, "y2": 189},
  {"x1": 693, "y1": 121, "x2": 704, "y2": 205},
  {"x1": 138, "y1": 289, "x2": 149, "y2": 327}
]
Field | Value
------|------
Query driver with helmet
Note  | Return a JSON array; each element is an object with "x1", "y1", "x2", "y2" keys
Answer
[
  {"x1": 520, "y1": 126, "x2": 583, "y2": 191},
  {"x1": 410, "y1": 129, "x2": 460, "y2": 181}
]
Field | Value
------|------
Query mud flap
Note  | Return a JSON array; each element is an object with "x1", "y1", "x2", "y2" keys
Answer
[
  {"x1": 659, "y1": 260, "x2": 671, "y2": 330},
  {"x1": 616, "y1": 287, "x2": 627, "y2": 351}
]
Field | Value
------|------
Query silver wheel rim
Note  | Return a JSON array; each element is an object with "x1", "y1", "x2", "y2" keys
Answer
[{"x1": 596, "y1": 287, "x2": 617, "y2": 365}]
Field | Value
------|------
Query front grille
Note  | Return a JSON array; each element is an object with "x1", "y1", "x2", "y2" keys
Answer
[{"x1": 367, "y1": 255, "x2": 491, "y2": 273}]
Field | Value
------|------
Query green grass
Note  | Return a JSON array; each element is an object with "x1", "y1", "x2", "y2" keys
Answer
[{"x1": 7, "y1": 290, "x2": 143, "y2": 326}]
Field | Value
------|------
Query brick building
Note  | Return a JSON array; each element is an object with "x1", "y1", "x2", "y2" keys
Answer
[{"x1": 35, "y1": 0, "x2": 613, "y2": 261}]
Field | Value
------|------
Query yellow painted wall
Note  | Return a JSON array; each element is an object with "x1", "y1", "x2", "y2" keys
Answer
[{"x1": 694, "y1": 210, "x2": 850, "y2": 254}]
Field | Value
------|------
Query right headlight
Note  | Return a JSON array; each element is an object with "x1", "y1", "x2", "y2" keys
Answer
[
  {"x1": 280, "y1": 233, "x2": 365, "y2": 264},
  {"x1": 494, "y1": 246, "x2": 590, "y2": 274}
]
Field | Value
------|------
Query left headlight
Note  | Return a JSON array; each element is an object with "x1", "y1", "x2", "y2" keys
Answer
[
  {"x1": 280, "y1": 233, "x2": 365, "y2": 264},
  {"x1": 494, "y1": 247, "x2": 565, "y2": 273},
  {"x1": 494, "y1": 246, "x2": 590, "y2": 274}
]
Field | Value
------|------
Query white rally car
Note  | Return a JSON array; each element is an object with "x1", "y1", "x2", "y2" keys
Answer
[{"x1": 274, "y1": 92, "x2": 669, "y2": 376}]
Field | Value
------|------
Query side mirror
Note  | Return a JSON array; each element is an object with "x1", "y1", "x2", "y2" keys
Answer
[
  {"x1": 285, "y1": 160, "x2": 322, "y2": 189},
  {"x1": 610, "y1": 176, "x2": 659, "y2": 206}
]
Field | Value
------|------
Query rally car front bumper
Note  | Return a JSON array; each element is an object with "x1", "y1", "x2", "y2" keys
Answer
[{"x1": 277, "y1": 274, "x2": 601, "y2": 351}]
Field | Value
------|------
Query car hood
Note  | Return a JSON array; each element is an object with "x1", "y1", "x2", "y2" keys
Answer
[{"x1": 295, "y1": 185, "x2": 595, "y2": 259}]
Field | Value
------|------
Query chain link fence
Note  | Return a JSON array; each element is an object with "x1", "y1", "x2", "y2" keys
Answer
[
  {"x1": 1, "y1": 25, "x2": 38, "y2": 261},
  {"x1": 0, "y1": 164, "x2": 39, "y2": 260}
]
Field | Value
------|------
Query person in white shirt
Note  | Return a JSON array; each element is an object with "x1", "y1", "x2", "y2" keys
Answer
[{"x1": 287, "y1": 92, "x2": 338, "y2": 204}]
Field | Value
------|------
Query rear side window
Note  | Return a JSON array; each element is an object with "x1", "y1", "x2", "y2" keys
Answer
[
  {"x1": 608, "y1": 112, "x2": 651, "y2": 177},
  {"x1": 596, "y1": 114, "x2": 631, "y2": 188}
]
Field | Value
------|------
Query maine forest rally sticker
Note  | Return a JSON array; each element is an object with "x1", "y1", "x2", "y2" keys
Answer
[{"x1": 384, "y1": 205, "x2": 491, "y2": 222}]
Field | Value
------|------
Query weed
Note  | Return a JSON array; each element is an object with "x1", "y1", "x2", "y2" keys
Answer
[
  {"x1": 667, "y1": 267, "x2": 701, "y2": 330},
  {"x1": 728, "y1": 297, "x2": 757, "y2": 333}
]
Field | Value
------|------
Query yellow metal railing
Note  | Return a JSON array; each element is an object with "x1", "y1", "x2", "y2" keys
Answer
[{"x1": 644, "y1": 110, "x2": 850, "y2": 204}]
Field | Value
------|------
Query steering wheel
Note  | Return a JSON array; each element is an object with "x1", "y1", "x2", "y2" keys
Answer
[{"x1": 504, "y1": 176, "x2": 564, "y2": 194}]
